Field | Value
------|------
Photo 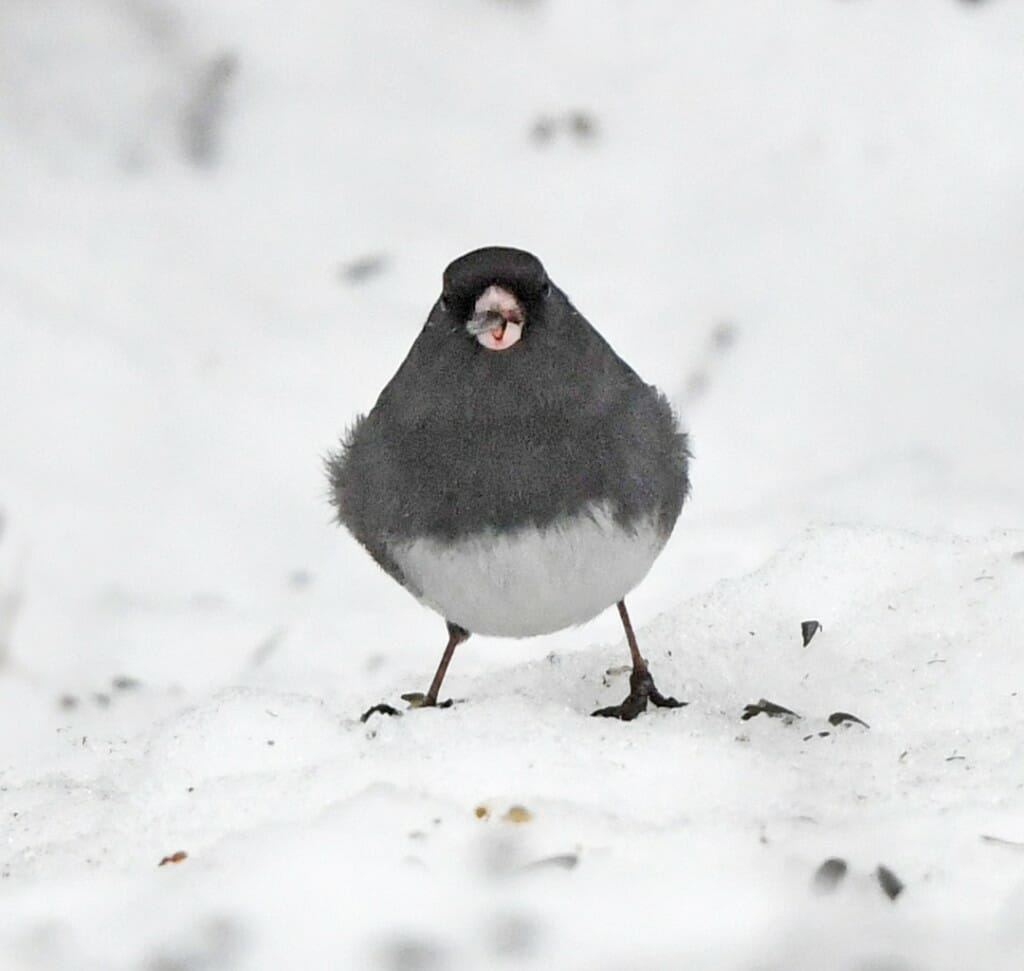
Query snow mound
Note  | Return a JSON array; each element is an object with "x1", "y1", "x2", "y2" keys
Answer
[{"x1": 3, "y1": 525, "x2": 1023, "y2": 969}]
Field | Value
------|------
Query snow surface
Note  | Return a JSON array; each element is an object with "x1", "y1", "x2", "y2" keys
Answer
[{"x1": 2, "y1": 0, "x2": 1024, "y2": 968}]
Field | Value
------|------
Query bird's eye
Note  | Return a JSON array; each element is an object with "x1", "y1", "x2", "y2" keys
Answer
[
  {"x1": 439, "y1": 296, "x2": 449, "y2": 312},
  {"x1": 543, "y1": 283, "x2": 552, "y2": 297}
]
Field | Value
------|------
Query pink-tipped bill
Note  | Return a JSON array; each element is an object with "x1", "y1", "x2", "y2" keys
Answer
[{"x1": 470, "y1": 285, "x2": 524, "y2": 351}]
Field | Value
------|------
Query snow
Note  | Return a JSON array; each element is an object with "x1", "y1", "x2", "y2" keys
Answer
[{"x1": 1, "y1": 0, "x2": 1023, "y2": 967}]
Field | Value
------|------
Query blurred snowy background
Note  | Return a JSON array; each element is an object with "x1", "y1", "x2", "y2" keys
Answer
[{"x1": 1, "y1": 0, "x2": 1023, "y2": 968}]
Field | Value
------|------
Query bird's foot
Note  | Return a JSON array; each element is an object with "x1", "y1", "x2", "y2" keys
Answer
[
  {"x1": 359, "y1": 694, "x2": 455, "y2": 723},
  {"x1": 592, "y1": 666, "x2": 687, "y2": 722}
]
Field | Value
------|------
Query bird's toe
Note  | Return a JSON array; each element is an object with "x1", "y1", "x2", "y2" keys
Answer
[{"x1": 592, "y1": 667, "x2": 687, "y2": 721}]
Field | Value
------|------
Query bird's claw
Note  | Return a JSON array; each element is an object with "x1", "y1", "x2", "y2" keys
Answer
[
  {"x1": 592, "y1": 666, "x2": 687, "y2": 722},
  {"x1": 359, "y1": 694, "x2": 455, "y2": 722}
]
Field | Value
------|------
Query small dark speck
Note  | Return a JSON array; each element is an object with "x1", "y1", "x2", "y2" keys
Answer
[
  {"x1": 801, "y1": 620, "x2": 821, "y2": 646},
  {"x1": 828, "y1": 711, "x2": 870, "y2": 729},
  {"x1": 813, "y1": 857, "x2": 848, "y2": 892},
  {"x1": 266, "y1": 739, "x2": 275, "y2": 746},
  {"x1": 1012, "y1": 551, "x2": 1024, "y2": 563},
  {"x1": 187, "y1": 787, "x2": 195, "y2": 793},
  {"x1": 339, "y1": 254, "x2": 388, "y2": 285},
  {"x1": 112, "y1": 676, "x2": 140, "y2": 691},
  {"x1": 875, "y1": 864, "x2": 904, "y2": 900},
  {"x1": 741, "y1": 698, "x2": 801, "y2": 722},
  {"x1": 945, "y1": 754, "x2": 966, "y2": 762},
  {"x1": 288, "y1": 569, "x2": 313, "y2": 590},
  {"x1": 93, "y1": 693, "x2": 111, "y2": 708},
  {"x1": 568, "y1": 110, "x2": 598, "y2": 139},
  {"x1": 59, "y1": 695, "x2": 78, "y2": 710},
  {"x1": 158, "y1": 850, "x2": 188, "y2": 867}
]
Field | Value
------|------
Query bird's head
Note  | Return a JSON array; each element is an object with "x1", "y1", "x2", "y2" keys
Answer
[{"x1": 437, "y1": 247, "x2": 552, "y2": 352}]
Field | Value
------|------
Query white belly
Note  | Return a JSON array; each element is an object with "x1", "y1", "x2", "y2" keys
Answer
[{"x1": 390, "y1": 505, "x2": 666, "y2": 637}]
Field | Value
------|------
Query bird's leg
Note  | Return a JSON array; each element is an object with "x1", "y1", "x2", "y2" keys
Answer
[
  {"x1": 360, "y1": 621, "x2": 470, "y2": 722},
  {"x1": 412, "y1": 621, "x2": 470, "y2": 708},
  {"x1": 592, "y1": 599, "x2": 686, "y2": 721}
]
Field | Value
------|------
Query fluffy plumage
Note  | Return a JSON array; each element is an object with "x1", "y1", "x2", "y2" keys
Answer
[
  {"x1": 329, "y1": 248, "x2": 689, "y2": 598},
  {"x1": 391, "y1": 503, "x2": 667, "y2": 637},
  {"x1": 327, "y1": 246, "x2": 690, "y2": 718}
]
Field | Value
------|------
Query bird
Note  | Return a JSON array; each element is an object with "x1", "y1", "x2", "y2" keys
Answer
[{"x1": 327, "y1": 246, "x2": 691, "y2": 721}]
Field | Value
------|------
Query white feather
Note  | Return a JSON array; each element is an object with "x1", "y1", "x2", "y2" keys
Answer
[{"x1": 390, "y1": 505, "x2": 666, "y2": 637}]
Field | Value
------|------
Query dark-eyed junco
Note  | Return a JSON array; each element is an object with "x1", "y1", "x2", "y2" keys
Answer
[{"x1": 328, "y1": 246, "x2": 690, "y2": 721}]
